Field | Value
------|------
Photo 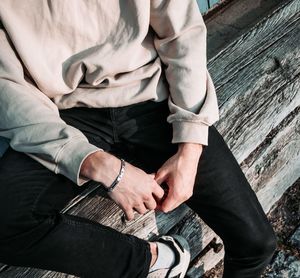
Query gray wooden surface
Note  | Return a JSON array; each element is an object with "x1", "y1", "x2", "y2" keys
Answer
[{"x1": 0, "y1": 0, "x2": 299, "y2": 276}]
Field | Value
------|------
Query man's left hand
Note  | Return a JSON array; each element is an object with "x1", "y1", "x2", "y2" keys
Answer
[{"x1": 154, "y1": 143, "x2": 203, "y2": 213}]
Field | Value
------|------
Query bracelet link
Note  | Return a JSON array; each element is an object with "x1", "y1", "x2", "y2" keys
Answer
[{"x1": 104, "y1": 158, "x2": 125, "y2": 192}]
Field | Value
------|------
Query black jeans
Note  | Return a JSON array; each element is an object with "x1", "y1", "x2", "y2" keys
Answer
[{"x1": 0, "y1": 99, "x2": 277, "y2": 278}]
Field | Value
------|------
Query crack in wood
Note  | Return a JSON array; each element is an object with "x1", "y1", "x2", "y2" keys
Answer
[{"x1": 241, "y1": 105, "x2": 300, "y2": 168}]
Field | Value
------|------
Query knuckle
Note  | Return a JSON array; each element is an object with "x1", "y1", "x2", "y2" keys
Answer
[
  {"x1": 141, "y1": 208, "x2": 147, "y2": 214},
  {"x1": 132, "y1": 203, "x2": 140, "y2": 210},
  {"x1": 127, "y1": 215, "x2": 134, "y2": 221},
  {"x1": 143, "y1": 195, "x2": 151, "y2": 202},
  {"x1": 151, "y1": 201, "x2": 157, "y2": 209},
  {"x1": 151, "y1": 180, "x2": 158, "y2": 189},
  {"x1": 123, "y1": 204, "x2": 131, "y2": 211},
  {"x1": 137, "y1": 207, "x2": 146, "y2": 214},
  {"x1": 148, "y1": 202, "x2": 156, "y2": 210},
  {"x1": 161, "y1": 207, "x2": 169, "y2": 213},
  {"x1": 141, "y1": 205, "x2": 148, "y2": 213}
]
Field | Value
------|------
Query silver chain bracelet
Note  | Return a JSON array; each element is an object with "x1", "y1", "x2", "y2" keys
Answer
[{"x1": 104, "y1": 158, "x2": 125, "y2": 192}]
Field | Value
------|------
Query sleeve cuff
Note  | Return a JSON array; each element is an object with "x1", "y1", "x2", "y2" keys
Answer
[
  {"x1": 55, "y1": 138, "x2": 103, "y2": 186},
  {"x1": 171, "y1": 121, "x2": 209, "y2": 146}
]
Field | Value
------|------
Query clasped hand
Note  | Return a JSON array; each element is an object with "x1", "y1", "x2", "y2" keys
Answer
[
  {"x1": 80, "y1": 143, "x2": 203, "y2": 221},
  {"x1": 109, "y1": 143, "x2": 203, "y2": 220}
]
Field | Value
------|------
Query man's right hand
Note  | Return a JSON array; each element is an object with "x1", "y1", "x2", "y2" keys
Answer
[{"x1": 80, "y1": 150, "x2": 165, "y2": 221}]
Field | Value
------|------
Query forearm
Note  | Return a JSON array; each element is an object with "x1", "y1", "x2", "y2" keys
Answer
[
  {"x1": 178, "y1": 142, "x2": 203, "y2": 161},
  {"x1": 150, "y1": 1, "x2": 220, "y2": 146}
]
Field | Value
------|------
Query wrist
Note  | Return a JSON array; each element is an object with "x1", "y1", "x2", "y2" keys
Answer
[
  {"x1": 177, "y1": 143, "x2": 203, "y2": 161},
  {"x1": 104, "y1": 158, "x2": 125, "y2": 192},
  {"x1": 178, "y1": 142, "x2": 203, "y2": 153},
  {"x1": 80, "y1": 150, "x2": 121, "y2": 188}
]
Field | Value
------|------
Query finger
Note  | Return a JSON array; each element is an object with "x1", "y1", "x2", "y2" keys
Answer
[
  {"x1": 134, "y1": 203, "x2": 148, "y2": 215},
  {"x1": 152, "y1": 183, "x2": 165, "y2": 201},
  {"x1": 160, "y1": 192, "x2": 178, "y2": 213},
  {"x1": 124, "y1": 208, "x2": 135, "y2": 221},
  {"x1": 144, "y1": 197, "x2": 157, "y2": 211}
]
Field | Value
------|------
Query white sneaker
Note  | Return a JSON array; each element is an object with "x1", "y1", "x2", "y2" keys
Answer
[{"x1": 147, "y1": 235, "x2": 191, "y2": 278}]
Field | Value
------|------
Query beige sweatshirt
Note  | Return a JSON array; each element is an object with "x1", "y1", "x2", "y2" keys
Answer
[{"x1": 0, "y1": 0, "x2": 219, "y2": 186}]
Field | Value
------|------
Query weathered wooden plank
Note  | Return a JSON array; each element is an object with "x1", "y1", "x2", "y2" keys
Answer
[
  {"x1": 216, "y1": 73, "x2": 300, "y2": 198},
  {"x1": 187, "y1": 237, "x2": 224, "y2": 278},
  {"x1": 208, "y1": 0, "x2": 300, "y2": 95},
  {"x1": 241, "y1": 107, "x2": 300, "y2": 193},
  {"x1": 254, "y1": 113, "x2": 300, "y2": 213},
  {"x1": 214, "y1": 27, "x2": 300, "y2": 163},
  {"x1": 206, "y1": 0, "x2": 300, "y2": 165},
  {"x1": 65, "y1": 190, "x2": 190, "y2": 240},
  {"x1": 167, "y1": 210, "x2": 222, "y2": 260}
]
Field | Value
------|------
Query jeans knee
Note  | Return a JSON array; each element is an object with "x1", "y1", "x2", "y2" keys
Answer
[
  {"x1": 0, "y1": 216, "x2": 55, "y2": 267},
  {"x1": 228, "y1": 224, "x2": 277, "y2": 261},
  {"x1": 247, "y1": 227, "x2": 277, "y2": 259}
]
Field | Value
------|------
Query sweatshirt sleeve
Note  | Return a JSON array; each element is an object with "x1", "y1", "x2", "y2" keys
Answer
[
  {"x1": 0, "y1": 23, "x2": 102, "y2": 186},
  {"x1": 150, "y1": 0, "x2": 220, "y2": 146}
]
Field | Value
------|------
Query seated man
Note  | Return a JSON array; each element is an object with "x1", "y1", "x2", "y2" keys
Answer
[{"x1": 0, "y1": 0, "x2": 277, "y2": 277}]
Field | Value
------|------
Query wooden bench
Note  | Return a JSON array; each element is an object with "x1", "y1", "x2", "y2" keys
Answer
[{"x1": 0, "y1": 0, "x2": 299, "y2": 276}]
